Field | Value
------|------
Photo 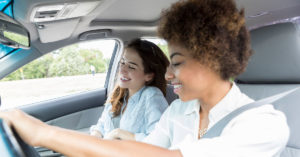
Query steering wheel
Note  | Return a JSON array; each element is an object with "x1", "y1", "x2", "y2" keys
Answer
[{"x1": 0, "y1": 119, "x2": 40, "y2": 157}]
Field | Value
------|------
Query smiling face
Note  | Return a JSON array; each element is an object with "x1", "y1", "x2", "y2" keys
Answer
[
  {"x1": 118, "y1": 48, "x2": 153, "y2": 96},
  {"x1": 166, "y1": 43, "x2": 225, "y2": 102}
]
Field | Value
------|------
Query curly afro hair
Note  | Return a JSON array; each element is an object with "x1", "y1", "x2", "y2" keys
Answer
[{"x1": 158, "y1": 0, "x2": 253, "y2": 80}]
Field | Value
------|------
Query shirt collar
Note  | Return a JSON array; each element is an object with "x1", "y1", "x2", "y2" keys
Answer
[
  {"x1": 208, "y1": 82, "x2": 243, "y2": 127},
  {"x1": 184, "y1": 99, "x2": 200, "y2": 115},
  {"x1": 183, "y1": 83, "x2": 239, "y2": 116},
  {"x1": 126, "y1": 86, "x2": 146, "y2": 104}
]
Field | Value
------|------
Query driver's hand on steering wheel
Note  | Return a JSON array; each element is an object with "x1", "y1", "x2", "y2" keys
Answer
[{"x1": 0, "y1": 109, "x2": 49, "y2": 146}]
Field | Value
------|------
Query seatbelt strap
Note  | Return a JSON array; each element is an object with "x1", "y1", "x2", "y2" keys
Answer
[{"x1": 201, "y1": 87, "x2": 299, "y2": 139}]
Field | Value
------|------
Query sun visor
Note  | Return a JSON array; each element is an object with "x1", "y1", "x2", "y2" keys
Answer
[
  {"x1": 30, "y1": 1, "x2": 102, "y2": 43},
  {"x1": 36, "y1": 18, "x2": 79, "y2": 43},
  {"x1": 237, "y1": 22, "x2": 300, "y2": 83},
  {"x1": 30, "y1": 1, "x2": 101, "y2": 23}
]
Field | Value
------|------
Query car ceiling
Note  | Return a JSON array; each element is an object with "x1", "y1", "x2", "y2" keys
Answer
[
  {"x1": 0, "y1": 0, "x2": 299, "y2": 79},
  {"x1": 12, "y1": 0, "x2": 300, "y2": 53}
]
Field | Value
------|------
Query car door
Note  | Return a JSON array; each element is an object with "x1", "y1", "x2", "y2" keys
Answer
[
  {"x1": 0, "y1": 39, "x2": 121, "y2": 133},
  {"x1": 0, "y1": 39, "x2": 121, "y2": 156}
]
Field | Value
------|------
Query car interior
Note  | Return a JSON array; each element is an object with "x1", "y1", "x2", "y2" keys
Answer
[
  {"x1": 237, "y1": 22, "x2": 300, "y2": 156},
  {"x1": 0, "y1": 0, "x2": 300, "y2": 156}
]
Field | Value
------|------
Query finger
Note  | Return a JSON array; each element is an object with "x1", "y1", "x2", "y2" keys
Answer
[{"x1": 0, "y1": 111, "x2": 12, "y2": 122}]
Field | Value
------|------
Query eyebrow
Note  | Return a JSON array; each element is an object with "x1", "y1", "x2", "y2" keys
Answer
[
  {"x1": 129, "y1": 62, "x2": 138, "y2": 66},
  {"x1": 121, "y1": 57, "x2": 139, "y2": 66},
  {"x1": 170, "y1": 52, "x2": 184, "y2": 59}
]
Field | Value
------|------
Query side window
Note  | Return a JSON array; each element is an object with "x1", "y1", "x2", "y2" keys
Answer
[
  {"x1": 0, "y1": 39, "x2": 117, "y2": 109},
  {"x1": 144, "y1": 38, "x2": 169, "y2": 57}
]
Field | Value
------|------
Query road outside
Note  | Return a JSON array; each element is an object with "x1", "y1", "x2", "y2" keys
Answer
[{"x1": 0, "y1": 73, "x2": 107, "y2": 109}]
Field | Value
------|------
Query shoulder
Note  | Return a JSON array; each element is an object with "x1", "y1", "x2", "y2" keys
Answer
[
  {"x1": 140, "y1": 86, "x2": 168, "y2": 109},
  {"x1": 243, "y1": 104, "x2": 288, "y2": 123},
  {"x1": 142, "y1": 86, "x2": 164, "y2": 97},
  {"x1": 240, "y1": 104, "x2": 287, "y2": 121},
  {"x1": 234, "y1": 104, "x2": 289, "y2": 138},
  {"x1": 103, "y1": 102, "x2": 113, "y2": 110},
  {"x1": 232, "y1": 104, "x2": 289, "y2": 146}
]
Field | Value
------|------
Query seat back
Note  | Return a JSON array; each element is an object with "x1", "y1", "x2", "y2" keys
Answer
[
  {"x1": 238, "y1": 84, "x2": 300, "y2": 156},
  {"x1": 237, "y1": 22, "x2": 300, "y2": 157}
]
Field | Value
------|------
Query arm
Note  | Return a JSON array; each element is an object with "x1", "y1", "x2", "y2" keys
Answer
[
  {"x1": 90, "y1": 103, "x2": 112, "y2": 138},
  {"x1": 46, "y1": 127, "x2": 181, "y2": 157},
  {"x1": 142, "y1": 106, "x2": 171, "y2": 148},
  {"x1": 135, "y1": 94, "x2": 169, "y2": 141},
  {"x1": 0, "y1": 110, "x2": 182, "y2": 157}
]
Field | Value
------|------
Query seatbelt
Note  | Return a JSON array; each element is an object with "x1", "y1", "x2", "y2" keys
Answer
[{"x1": 201, "y1": 87, "x2": 299, "y2": 139}]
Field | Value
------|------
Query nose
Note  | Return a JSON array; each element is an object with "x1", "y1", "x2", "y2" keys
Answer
[
  {"x1": 165, "y1": 65, "x2": 175, "y2": 81},
  {"x1": 119, "y1": 64, "x2": 128, "y2": 74}
]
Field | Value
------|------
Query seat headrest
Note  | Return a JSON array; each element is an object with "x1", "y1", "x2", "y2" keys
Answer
[{"x1": 237, "y1": 22, "x2": 300, "y2": 83}]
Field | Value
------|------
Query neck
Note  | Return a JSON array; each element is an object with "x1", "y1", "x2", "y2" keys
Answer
[
  {"x1": 128, "y1": 86, "x2": 144, "y2": 98},
  {"x1": 199, "y1": 80, "x2": 232, "y2": 114}
]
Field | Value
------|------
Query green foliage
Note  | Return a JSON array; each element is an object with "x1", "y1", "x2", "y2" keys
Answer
[
  {"x1": 2, "y1": 44, "x2": 109, "y2": 81},
  {"x1": 78, "y1": 48, "x2": 108, "y2": 73},
  {"x1": 24, "y1": 54, "x2": 53, "y2": 78},
  {"x1": 157, "y1": 44, "x2": 169, "y2": 59},
  {"x1": 2, "y1": 69, "x2": 22, "y2": 81},
  {"x1": 48, "y1": 45, "x2": 89, "y2": 77}
]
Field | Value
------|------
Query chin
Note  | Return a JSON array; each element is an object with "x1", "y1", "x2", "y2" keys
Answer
[
  {"x1": 119, "y1": 84, "x2": 129, "y2": 89},
  {"x1": 178, "y1": 94, "x2": 194, "y2": 102}
]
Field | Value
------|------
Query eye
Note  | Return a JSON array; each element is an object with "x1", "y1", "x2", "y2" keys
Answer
[
  {"x1": 171, "y1": 62, "x2": 181, "y2": 67},
  {"x1": 119, "y1": 60, "x2": 125, "y2": 65},
  {"x1": 128, "y1": 65, "x2": 136, "y2": 70}
]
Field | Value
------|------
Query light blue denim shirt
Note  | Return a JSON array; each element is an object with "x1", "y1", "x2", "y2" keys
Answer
[{"x1": 90, "y1": 86, "x2": 168, "y2": 141}]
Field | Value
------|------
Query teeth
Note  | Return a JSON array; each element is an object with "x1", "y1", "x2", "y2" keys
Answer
[
  {"x1": 121, "y1": 77, "x2": 129, "y2": 81},
  {"x1": 174, "y1": 84, "x2": 182, "y2": 89}
]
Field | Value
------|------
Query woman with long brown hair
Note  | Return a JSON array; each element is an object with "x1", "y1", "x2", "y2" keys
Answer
[{"x1": 90, "y1": 38, "x2": 169, "y2": 141}]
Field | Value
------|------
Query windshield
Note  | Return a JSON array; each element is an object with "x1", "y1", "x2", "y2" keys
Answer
[{"x1": 0, "y1": 0, "x2": 18, "y2": 59}]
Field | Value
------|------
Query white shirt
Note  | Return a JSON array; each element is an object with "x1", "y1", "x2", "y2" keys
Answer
[{"x1": 144, "y1": 83, "x2": 289, "y2": 157}]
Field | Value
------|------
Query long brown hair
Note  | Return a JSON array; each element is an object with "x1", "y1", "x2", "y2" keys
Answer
[{"x1": 109, "y1": 38, "x2": 170, "y2": 117}]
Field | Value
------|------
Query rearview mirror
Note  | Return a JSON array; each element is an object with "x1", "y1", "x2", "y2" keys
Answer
[{"x1": 0, "y1": 12, "x2": 30, "y2": 49}]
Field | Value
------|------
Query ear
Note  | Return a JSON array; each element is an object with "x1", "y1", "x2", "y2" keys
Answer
[{"x1": 145, "y1": 73, "x2": 154, "y2": 82}]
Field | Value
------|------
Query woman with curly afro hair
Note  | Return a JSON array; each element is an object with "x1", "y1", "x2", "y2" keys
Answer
[{"x1": 0, "y1": 0, "x2": 289, "y2": 157}]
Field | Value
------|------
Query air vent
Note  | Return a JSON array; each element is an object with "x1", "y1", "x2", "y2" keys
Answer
[{"x1": 30, "y1": 1, "x2": 101, "y2": 23}]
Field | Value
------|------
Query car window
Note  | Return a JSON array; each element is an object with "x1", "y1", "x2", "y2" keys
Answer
[
  {"x1": 0, "y1": 0, "x2": 13, "y2": 17},
  {"x1": 143, "y1": 38, "x2": 169, "y2": 57},
  {"x1": 0, "y1": 45, "x2": 16, "y2": 59},
  {"x1": 0, "y1": 39, "x2": 117, "y2": 109}
]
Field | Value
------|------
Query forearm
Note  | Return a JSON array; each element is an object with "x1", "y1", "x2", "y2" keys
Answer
[{"x1": 40, "y1": 126, "x2": 182, "y2": 157}]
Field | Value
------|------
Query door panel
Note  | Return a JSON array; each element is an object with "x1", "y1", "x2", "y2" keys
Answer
[
  {"x1": 20, "y1": 88, "x2": 107, "y2": 131},
  {"x1": 46, "y1": 106, "x2": 104, "y2": 133}
]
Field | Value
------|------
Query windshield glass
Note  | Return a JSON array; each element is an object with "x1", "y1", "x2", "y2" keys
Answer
[{"x1": 0, "y1": 0, "x2": 17, "y2": 59}]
